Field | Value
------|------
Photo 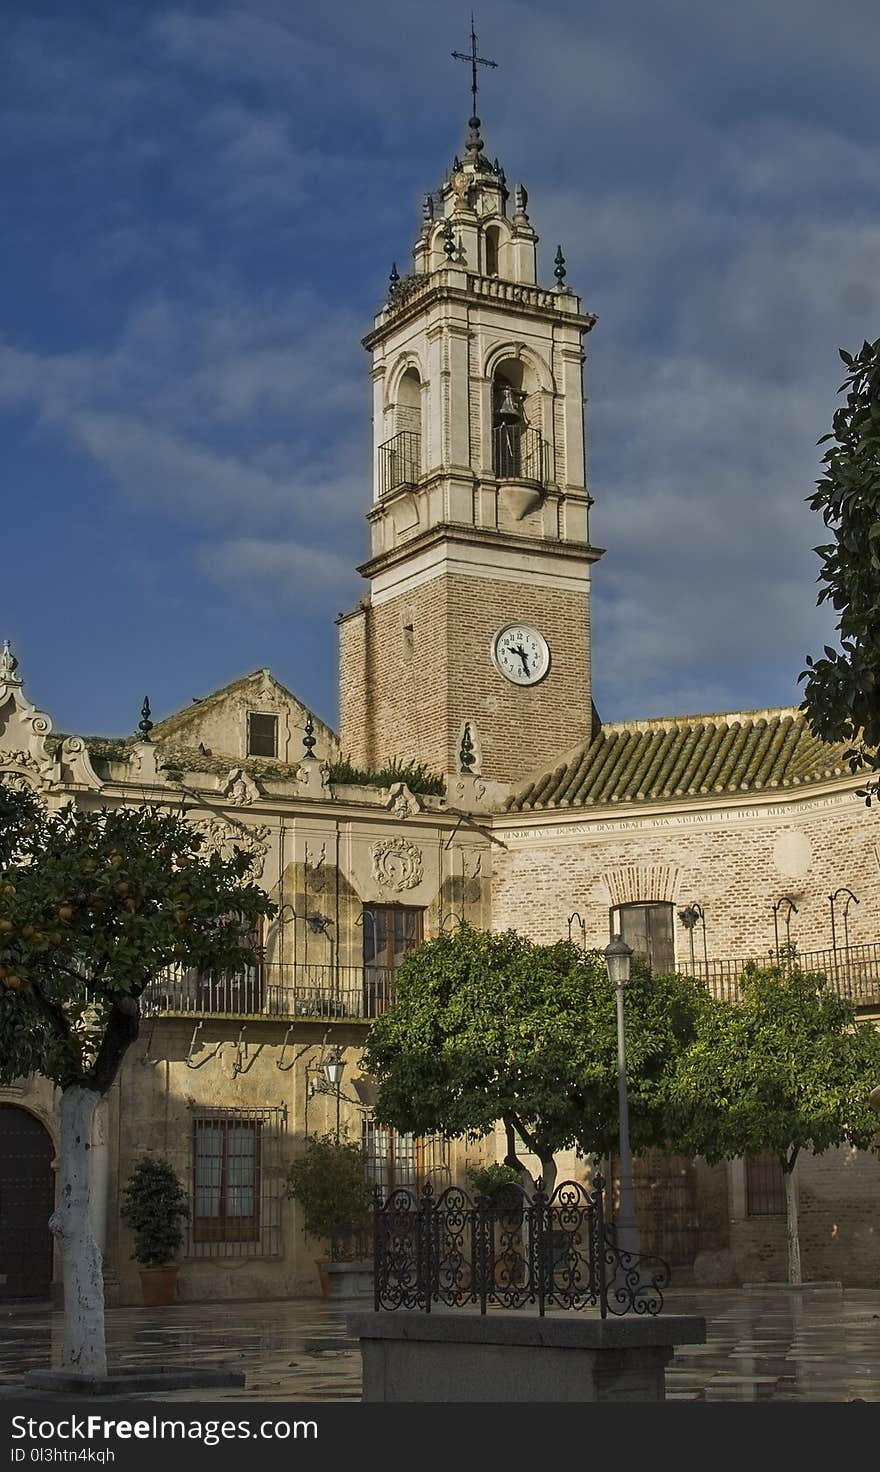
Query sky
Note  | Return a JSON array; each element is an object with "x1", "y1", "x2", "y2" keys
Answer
[{"x1": 2, "y1": 0, "x2": 878, "y2": 740}]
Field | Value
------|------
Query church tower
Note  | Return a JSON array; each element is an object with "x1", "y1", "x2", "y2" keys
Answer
[{"x1": 338, "y1": 79, "x2": 601, "y2": 783}]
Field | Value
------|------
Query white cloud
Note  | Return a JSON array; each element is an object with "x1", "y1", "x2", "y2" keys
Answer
[{"x1": 198, "y1": 536, "x2": 356, "y2": 606}]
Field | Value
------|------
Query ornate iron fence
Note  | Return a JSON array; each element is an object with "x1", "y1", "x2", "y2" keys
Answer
[{"x1": 373, "y1": 1177, "x2": 669, "y2": 1318}]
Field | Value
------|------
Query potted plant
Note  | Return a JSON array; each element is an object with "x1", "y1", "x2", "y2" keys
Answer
[
  {"x1": 285, "y1": 1132, "x2": 374, "y2": 1296},
  {"x1": 121, "y1": 1155, "x2": 189, "y2": 1306}
]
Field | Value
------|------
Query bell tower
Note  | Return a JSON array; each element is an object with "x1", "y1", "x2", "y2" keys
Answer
[{"x1": 338, "y1": 72, "x2": 601, "y2": 784}]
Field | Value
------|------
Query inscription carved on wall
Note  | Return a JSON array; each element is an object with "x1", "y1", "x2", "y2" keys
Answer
[{"x1": 370, "y1": 837, "x2": 423, "y2": 891}]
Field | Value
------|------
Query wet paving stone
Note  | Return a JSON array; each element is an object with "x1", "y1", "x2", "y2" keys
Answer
[{"x1": 1, "y1": 1286, "x2": 878, "y2": 1401}]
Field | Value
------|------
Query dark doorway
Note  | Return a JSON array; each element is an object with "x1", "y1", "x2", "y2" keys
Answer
[{"x1": 0, "y1": 1105, "x2": 54, "y2": 1300}]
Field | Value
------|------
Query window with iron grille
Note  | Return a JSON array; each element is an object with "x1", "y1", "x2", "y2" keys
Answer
[
  {"x1": 247, "y1": 712, "x2": 277, "y2": 758},
  {"x1": 611, "y1": 903, "x2": 675, "y2": 974},
  {"x1": 190, "y1": 1106, "x2": 285, "y2": 1257},
  {"x1": 362, "y1": 1122, "x2": 449, "y2": 1193},
  {"x1": 746, "y1": 1153, "x2": 786, "y2": 1217}
]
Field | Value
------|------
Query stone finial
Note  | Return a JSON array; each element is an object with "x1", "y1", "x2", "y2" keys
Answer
[
  {"x1": 422, "y1": 194, "x2": 435, "y2": 229},
  {"x1": 442, "y1": 217, "x2": 456, "y2": 260},
  {"x1": 514, "y1": 184, "x2": 529, "y2": 219},
  {"x1": 554, "y1": 245, "x2": 567, "y2": 290},
  {"x1": 138, "y1": 697, "x2": 154, "y2": 742},
  {"x1": 388, "y1": 262, "x2": 401, "y2": 299},
  {"x1": 303, "y1": 711, "x2": 317, "y2": 759},
  {"x1": 0, "y1": 640, "x2": 21, "y2": 685},
  {"x1": 460, "y1": 722, "x2": 476, "y2": 774}
]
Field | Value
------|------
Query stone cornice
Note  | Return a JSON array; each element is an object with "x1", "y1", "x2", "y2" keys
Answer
[{"x1": 358, "y1": 521, "x2": 604, "y2": 582}]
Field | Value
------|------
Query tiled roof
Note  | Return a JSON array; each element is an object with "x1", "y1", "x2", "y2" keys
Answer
[{"x1": 505, "y1": 709, "x2": 854, "y2": 812}]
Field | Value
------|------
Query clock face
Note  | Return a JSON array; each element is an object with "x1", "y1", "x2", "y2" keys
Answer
[{"x1": 491, "y1": 624, "x2": 551, "y2": 686}]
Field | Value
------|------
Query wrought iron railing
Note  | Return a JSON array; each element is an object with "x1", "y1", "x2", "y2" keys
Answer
[
  {"x1": 492, "y1": 424, "x2": 551, "y2": 484},
  {"x1": 374, "y1": 1177, "x2": 669, "y2": 1317},
  {"x1": 141, "y1": 962, "x2": 396, "y2": 1021},
  {"x1": 678, "y1": 941, "x2": 880, "y2": 1007},
  {"x1": 379, "y1": 430, "x2": 421, "y2": 496}
]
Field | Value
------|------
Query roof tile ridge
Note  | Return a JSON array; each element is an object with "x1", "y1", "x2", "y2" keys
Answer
[
  {"x1": 575, "y1": 728, "x2": 624, "y2": 806},
  {"x1": 649, "y1": 723, "x2": 694, "y2": 798},
  {"x1": 699, "y1": 720, "x2": 740, "y2": 793},
  {"x1": 678, "y1": 720, "x2": 717, "y2": 794},
  {"x1": 764, "y1": 713, "x2": 801, "y2": 787},
  {"x1": 671, "y1": 721, "x2": 707, "y2": 795},
  {"x1": 738, "y1": 715, "x2": 771, "y2": 788},
  {"x1": 688, "y1": 719, "x2": 731, "y2": 795},
  {"x1": 749, "y1": 716, "x2": 785, "y2": 788},
  {"x1": 607, "y1": 729, "x2": 650, "y2": 803},
  {"x1": 634, "y1": 727, "x2": 676, "y2": 799},
  {"x1": 599, "y1": 704, "x2": 800, "y2": 735}
]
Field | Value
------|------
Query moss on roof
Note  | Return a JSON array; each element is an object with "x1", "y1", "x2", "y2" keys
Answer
[{"x1": 505, "y1": 709, "x2": 855, "y2": 812}]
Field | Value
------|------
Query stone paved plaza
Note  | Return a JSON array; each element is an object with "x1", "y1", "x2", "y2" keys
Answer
[{"x1": 1, "y1": 1286, "x2": 878, "y2": 1402}]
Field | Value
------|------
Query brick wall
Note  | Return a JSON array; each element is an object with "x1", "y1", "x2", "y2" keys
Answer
[
  {"x1": 339, "y1": 571, "x2": 592, "y2": 781},
  {"x1": 492, "y1": 793, "x2": 880, "y2": 961}
]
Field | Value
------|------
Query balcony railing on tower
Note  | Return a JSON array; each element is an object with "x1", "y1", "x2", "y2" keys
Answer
[
  {"x1": 379, "y1": 431, "x2": 421, "y2": 496},
  {"x1": 492, "y1": 424, "x2": 552, "y2": 485}
]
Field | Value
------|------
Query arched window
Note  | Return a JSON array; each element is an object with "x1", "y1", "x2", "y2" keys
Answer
[
  {"x1": 485, "y1": 226, "x2": 500, "y2": 277},
  {"x1": 395, "y1": 367, "x2": 421, "y2": 439},
  {"x1": 492, "y1": 369, "x2": 525, "y2": 476},
  {"x1": 610, "y1": 902, "x2": 675, "y2": 974},
  {"x1": 380, "y1": 367, "x2": 422, "y2": 495}
]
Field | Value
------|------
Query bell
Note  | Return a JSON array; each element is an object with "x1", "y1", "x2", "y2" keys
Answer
[{"x1": 497, "y1": 385, "x2": 522, "y2": 422}]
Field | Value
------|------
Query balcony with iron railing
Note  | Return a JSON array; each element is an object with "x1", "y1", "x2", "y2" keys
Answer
[
  {"x1": 678, "y1": 942, "x2": 880, "y2": 1009},
  {"x1": 379, "y1": 431, "x2": 421, "y2": 497},
  {"x1": 141, "y1": 962, "x2": 396, "y2": 1022},
  {"x1": 492, "y1": 423, "x2": 552, "y2": 486}
]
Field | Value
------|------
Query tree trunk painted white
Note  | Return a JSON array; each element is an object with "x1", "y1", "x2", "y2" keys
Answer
[
  {"x1": 784, "y1": 1161, "x2": 802, "y2": 1286},
  {"x1": 50, "y1": 1085, "x2": 106, "y2": 1375}
]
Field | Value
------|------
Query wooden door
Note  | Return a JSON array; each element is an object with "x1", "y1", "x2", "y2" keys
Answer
[{"x1": 0, "y1": 1106, "x2": 54, "y2": 1300}]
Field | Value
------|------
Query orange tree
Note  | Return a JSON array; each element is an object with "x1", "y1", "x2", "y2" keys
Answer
[
  {"x1": 667, "y1": 961, "x2": 880, "y2": 1283},
  {"x1": 362, "y1": 926, "x2": 705, "y2": 1192},
  {"x1": 0, "y1": 781, "x2": 274, "y2": 1374}
]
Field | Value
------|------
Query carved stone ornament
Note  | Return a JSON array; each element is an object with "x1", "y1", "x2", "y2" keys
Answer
[
  {"x1": 383, "y1": 782, "x2": 422, "y2": 820},
  {"x1": 223, "y1": 768, "x2": 262, "y2": 806},
  {"x1": 190, "y1": 817, "x2": 272, "y2": 878},
  {"x1": 370, "y1": 836, "x2": 423, "y2": 892},
  {"x1": 0, "y1": 750, "x2": 53, "y2": 798}
]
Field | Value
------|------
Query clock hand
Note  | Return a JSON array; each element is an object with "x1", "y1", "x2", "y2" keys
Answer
[{"x1": 513, "y1": 645, "x2": 530, "y2": 675}]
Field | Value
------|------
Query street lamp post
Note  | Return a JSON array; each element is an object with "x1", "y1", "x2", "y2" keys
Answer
[
  {"x1": 324, "y1": 1053, "x2": 345, "y2": 1142},
  {"x1": 604, "y1": 934, "x2": 639, "y2": 1260}
]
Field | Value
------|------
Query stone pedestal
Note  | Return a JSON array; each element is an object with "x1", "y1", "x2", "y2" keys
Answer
[
  {"x1": 326, "y1": 1260, "x2": 373, "y2": 1299},
  {"x1": 348, "y1": 1311, "x2": 705, "y2": 1402}
]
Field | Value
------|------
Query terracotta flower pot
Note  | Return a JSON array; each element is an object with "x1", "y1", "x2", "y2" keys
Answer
[{"x1": 138, "y1": 1264, "x2": 179, "y2": 1306}]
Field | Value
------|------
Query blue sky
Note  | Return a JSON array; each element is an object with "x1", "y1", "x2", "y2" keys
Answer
[{"x1": 2, "y1": 0, "x2": 878, "y2": 740}]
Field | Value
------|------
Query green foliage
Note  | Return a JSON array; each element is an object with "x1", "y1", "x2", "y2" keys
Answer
[
  {"x1": 327, "y1": 756, "x2": 445, "y2": 796},
  {"x1": 667, "y1": 961, "x2": 880, "y2": 1170},
  {"x1": 0, "y1": 784, "x2": 276, "y2": 1093},
  {"x1": 465, "y1": 1162, "x2": 523, "y2": 1201},
  {"x1": 800, "y1": 339, "x2": 880, "y2": 803},
  {"x1": 285, "y1": 1132, "x2": 374, "y2": 1242},
  {"x1": 120, "y1": 1156, "x2": 189, "y2": 1266},
  {"x1": 362, "y1": 926, "x2": 706, "y2": 1170}
]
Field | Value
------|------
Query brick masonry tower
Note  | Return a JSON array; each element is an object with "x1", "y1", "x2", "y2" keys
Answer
[{"x1": 338, "y1": 105, "x2": 601, "y2": 783}]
